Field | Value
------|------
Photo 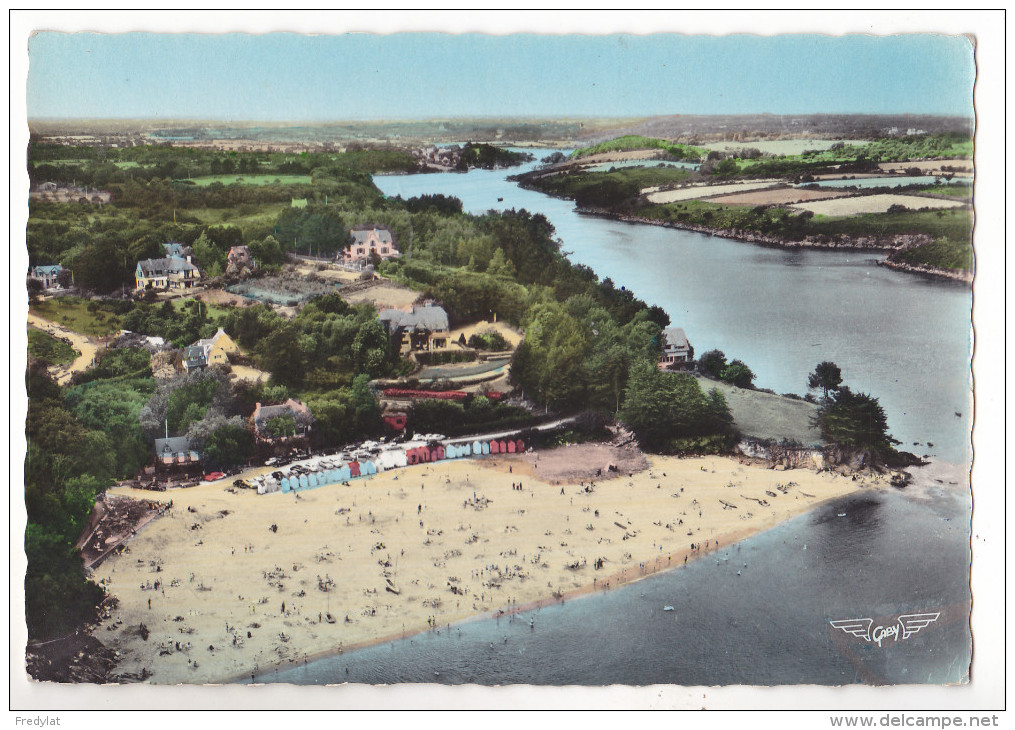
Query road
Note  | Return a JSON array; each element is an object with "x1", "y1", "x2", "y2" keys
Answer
[
  {"x1": 26, "y1": 312, "x2": 98, "y2": 384},
  {"x1": 443, "y1": 415, "x2": 578, "y2": 445}
]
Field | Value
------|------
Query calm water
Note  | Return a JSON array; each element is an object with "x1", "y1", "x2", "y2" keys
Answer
[
  {"x1": 258, "y1": 480, "x2": 971, "y2": 686},
  {"x1": 265, "y1": 154, "x2": 978, "y2": 687},
  {"x1": 376, "y1": 153, "x2": 973, "y2": 464}
]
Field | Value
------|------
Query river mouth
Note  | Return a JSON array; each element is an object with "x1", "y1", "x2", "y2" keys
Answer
[
  {"x1": 254, "y1": 472, "x2": 970, "y2": 687},
  {"x1": 233, "y1": 159, "x2": 977, "y2": 687}
]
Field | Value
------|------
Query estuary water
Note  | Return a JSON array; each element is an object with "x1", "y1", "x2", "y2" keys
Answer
[
  {"x1": 375, "y1": 153, "x2": 973, "y2": 464},
  {"x1": 258, "y1": 472, "x2": 971, "y2": 686},
  {"x1": 249, "y1": 153, "x2": 976, "y2": 686}
]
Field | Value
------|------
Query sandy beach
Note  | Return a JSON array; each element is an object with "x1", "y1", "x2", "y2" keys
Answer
[{"x1": 92, "y1": 448, "x2": 878, "y2": 684}]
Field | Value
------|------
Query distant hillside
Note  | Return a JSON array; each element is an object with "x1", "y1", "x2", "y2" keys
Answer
[
  {"x1": 577, "y1": 113, "x2": 975, "y2": 145},
  {"x1": 570, "y1": 135, "x2": 707, "y2": 161}
]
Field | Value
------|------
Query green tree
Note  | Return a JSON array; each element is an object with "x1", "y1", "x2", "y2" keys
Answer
[
  {"x1": 697, "y1": 349, "x2": 727, "y2": 379},
  {"x1": 721, "y1": 359, "x2": 756, "y2": 389},
  {"x1": 248, "y1": 235, "x2": 285, "y2": 268},
  {"x1": 618, "y1": 362, "x2": 735, "y2": 452},
  {"x1": 263, "y1": 415, "x2": 296, "y2": 439},
  {"x1": 202, "y1": 424, "x2": 254, "y2": 470},
  {"x1": 808, "y1": 361, "x2": 844, "y2": 400},
  {"x1": 814, "y1": 386, "x2": 897, "y2": 454}
]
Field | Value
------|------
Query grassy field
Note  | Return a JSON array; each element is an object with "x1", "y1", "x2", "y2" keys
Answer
[
  {"x1": 571, "y1": 135, "x2": 707, "y2": 161},
  {"x1": 30, "y1": 297, "x2": 123, "y2": 337},
  {"x1": 895, "y1": 237, "x2": 974, "y2": 271},
  {"x1": 528, "y1": 165, "x2": 693, "y2": 207},
  {"x1": 187, "y1": 204, "x2": 288, "y2": 237},
  {"x1": 917, "y1": 185, "x2": 973, "y2": 198},
  {"x1": 170, "y1": 298, "x2": 234, "y2": 324},
  {"x1": 176, "y1": 174, "x2": 313, "y2": 187},
  {"x1": 27, "y1": 326, "x2": 78, "y2": 365},
  {"x1": 695, "y1": 376, "x2": 822, "y2": 446}
]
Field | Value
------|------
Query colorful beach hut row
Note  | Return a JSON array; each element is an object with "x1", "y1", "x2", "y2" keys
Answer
[
  {"x1": 405, "y1": 439, "x2": 525, "y2": 465},
  {"x1": 269, "y1": 438, "x2": 526, "y2": 494},
  {"x1": 279, "y1": 460, "x2": 379, "y2": 493}
]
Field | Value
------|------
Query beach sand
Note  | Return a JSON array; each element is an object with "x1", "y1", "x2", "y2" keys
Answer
[{"x1": 92, "y1": 450, "x2": 875, "y2": 684}]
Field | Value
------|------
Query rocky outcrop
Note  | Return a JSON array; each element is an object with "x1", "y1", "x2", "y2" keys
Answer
[{"x1": 877, "y1": 257, "x2": 973, "y2": 283}]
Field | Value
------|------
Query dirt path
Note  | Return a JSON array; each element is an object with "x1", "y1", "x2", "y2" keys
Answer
[{"x1": 26, "y1": 312, "x2": 98, "y2": 384}]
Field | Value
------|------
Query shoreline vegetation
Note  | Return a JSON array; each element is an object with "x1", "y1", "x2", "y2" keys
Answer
[
  {"x1": 570, "y1": 206, "x2": 974, "y2": 283},
  {"x1": 513, "y1": 131, "x2": 974, "y2": 283}
]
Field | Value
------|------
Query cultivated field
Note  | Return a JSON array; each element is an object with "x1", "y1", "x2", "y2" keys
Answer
[
  {"x1": 706, "y1": 186, "x2": 850, "y2": 206},
  {"x1": 878, "y1": 159, "x2": 973, "y2": 175},
  {"x1": 645, "y1": 179, "x2": 781, "y2": 204},
  {"x1": 791, "y1": 194, "x2": 968, "y2": 217}
]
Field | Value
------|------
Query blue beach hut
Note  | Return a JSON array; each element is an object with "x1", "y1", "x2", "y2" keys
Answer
[
  {"x1": 299, "y1": 474, "x2": 309, "y2": 489},
  {"x1": 473, "y1": 441, "x2": 483, "y2": 456}
]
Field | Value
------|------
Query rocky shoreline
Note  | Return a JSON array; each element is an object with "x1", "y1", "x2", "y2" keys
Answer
[
  {"x1": 877, "y1": 256, "x2": 974, "y2": 283},
  {"x1": 552, "y1": 202, "x2": 972, "y2": 283}
]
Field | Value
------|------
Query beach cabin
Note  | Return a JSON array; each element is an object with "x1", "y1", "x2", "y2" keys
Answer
[{"x1": 153, "y1": 436, "x2": 201, "y2": 476}]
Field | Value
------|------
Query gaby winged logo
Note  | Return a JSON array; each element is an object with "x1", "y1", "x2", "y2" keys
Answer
[{"x1": 829, "y1": 613, "x2": 940, "y2": 648}]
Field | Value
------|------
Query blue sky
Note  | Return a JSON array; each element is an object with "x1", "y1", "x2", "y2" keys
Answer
[{"x1": 27, "y1": 31, "x2": 975, "y2": 120}]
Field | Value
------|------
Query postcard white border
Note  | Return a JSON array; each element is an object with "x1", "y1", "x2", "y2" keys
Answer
[{"x1": 7, "y1": 8, "x2": 1006, "y2": 720}]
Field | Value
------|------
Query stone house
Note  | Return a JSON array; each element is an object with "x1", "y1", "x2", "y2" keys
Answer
[
  {"x1": 182, "y1": 328, "x2": 239, "y2": 372},
  {"x1": 135, "y1": 256, "x2": 201, "y2": 291},
  {"x1": 338, "y1": 227, "x2": 400, "y2": 266},
  {"x1": 28, "y1": 264, "x2": 65, "y2": 290},
  {"x1": 378, "y1": 303, "x2": 450, "y2": 355}
]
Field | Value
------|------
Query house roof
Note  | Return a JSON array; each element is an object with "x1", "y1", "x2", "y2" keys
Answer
[
  {"x1": 32, "y1": 264, "x2": 63, "y2": 276},
  {"x1": 137, "y1": 257, "x2": 199, "y2": 275},
  {"x1": 662, "y1": 327, "x2": 690, "y2": 349},
  {"x1": 350, "y1": 228, "x2": 393, "y2": 246},
  {"x1": 183, "y1": 345, "x2": 208, "y2": 368},
  {"x1": 253, "y1": 398, "x2": 313, "y2": 426},
  {"x1": 379, "y1": 305, "x2": 449, "y2": 333},
  {"x1": 154, "y1": 436, "x2": 198, "y2": 456},
  {"x1": 193, "y1": 328, "x2": 229, "y2": 350},
  {"x1": 163, "y1": 242, "x2": 192, "y2": 259}
]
